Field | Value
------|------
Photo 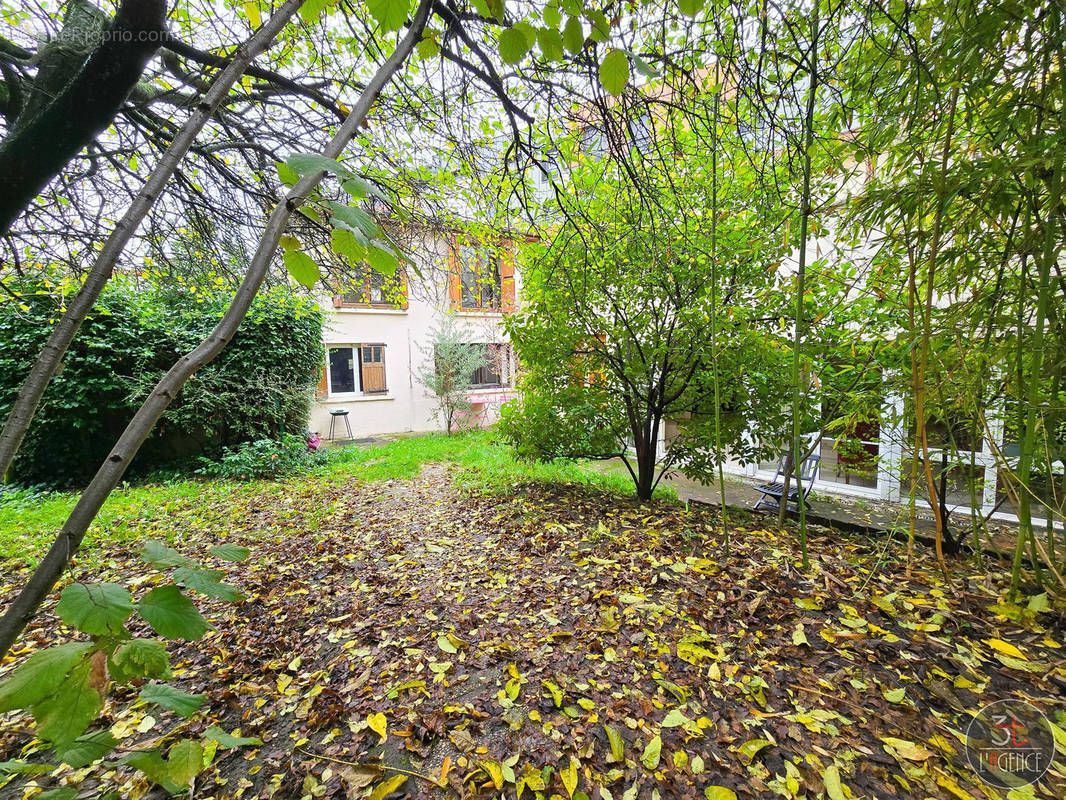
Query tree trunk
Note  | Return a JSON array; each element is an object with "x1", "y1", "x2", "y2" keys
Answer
[
  {"x1": 0, "y1": 0, "x2": 433, "y2": 660},
  {"x1": 1011, "y1": 5, "x2": 1064, "y2": 595},
  {"x1": 781, "y1": 4, "x2": 819, "y2": 573},
  {"x1": 0, "y1": 0, "x2": 167, "y2": 234},
  {"x1": 0, "y1": 0, "x2": 307, "y2": 482}
]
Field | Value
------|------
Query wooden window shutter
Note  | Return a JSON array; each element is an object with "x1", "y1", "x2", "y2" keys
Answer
[
  {"x1": 399, "y1": 267, "x2": 410, "y2": 310},
  {"x1": 447, "y1": 248, "x2": 461, "y2": 310},
  {"x1": 316, "y1": 364, "x2": 329, "y2": 399},
  {"x1": 500, "y1": 243, "x2": 515, "y2": 313}
]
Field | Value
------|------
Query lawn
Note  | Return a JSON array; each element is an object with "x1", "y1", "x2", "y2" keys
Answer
[{"x1": 1, "y1": 433, "x2": 1063, "y2": 799}]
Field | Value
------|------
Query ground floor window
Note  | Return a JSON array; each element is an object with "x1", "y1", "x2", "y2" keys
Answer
[
  {"x1": 327, "y1": 344, "x2": 388, "y2": 395},
  {"x1": 467, "y1": 343, "x2": 511, "y2": 388}
]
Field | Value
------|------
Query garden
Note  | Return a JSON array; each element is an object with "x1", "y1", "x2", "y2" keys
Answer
[
  {"x1": 1, "y1": 0, "x2": 1065, "y2": 797},
  {"x1": 1, "y1": 434, "x2": 1064, "y2": 798}
]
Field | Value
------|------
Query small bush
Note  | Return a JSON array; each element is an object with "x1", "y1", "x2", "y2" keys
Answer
[{"x1": 196, "y1": 434, "x2": 324, "y2": 480}]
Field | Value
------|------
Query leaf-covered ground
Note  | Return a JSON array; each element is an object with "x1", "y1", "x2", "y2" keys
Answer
[{"x1": 2, "y1": 455, "x2": 1065, "y2": 799}]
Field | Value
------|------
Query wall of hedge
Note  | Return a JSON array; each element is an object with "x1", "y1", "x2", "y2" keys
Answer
[{"x1": 0, "y1": 278, "x2": 323, "y2": 487}]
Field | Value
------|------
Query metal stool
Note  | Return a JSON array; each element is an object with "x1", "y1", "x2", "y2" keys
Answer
[{"x1": 328, "y1": 408, "x2": 353, "y2": 440}]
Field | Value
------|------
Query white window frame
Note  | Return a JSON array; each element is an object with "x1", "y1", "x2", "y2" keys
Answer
[{"x1": 325, "y1": 343, "x2": 388, "y2": 399}]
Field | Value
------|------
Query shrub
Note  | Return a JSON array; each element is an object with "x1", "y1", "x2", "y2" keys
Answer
[
  {"x1": 0, "y1": 276, "x2": 324, "y2": 487},
  {"x1": 196, "y1": 434, "x2": 324, "y2": 480}
]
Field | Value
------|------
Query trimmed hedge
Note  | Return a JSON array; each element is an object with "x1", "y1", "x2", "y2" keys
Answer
[{"x1": 0, "y1": 278, "x2": 323, "y2": 487}]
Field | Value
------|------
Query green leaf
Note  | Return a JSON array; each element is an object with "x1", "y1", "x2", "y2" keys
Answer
[
  {"x1": 641, "y1": 734, "x2": 661, "y2": 770},
  {"x1": 286, "y1": 152, "x2": 348, "y2": 178},
  {"x1": 283, "y1": 250, "x2": 320, "y2": 289},
  {"x1": 33, "y1": 658, "x2": 103, "y2": 746},
  {"x1": 537, "y1": 28, "x2": 564, "y2": 61},
  {"x1": 883, "y1": 687, "x2": 906, "y2": 703},
  {"x1": 329, "y1": 202, "x2": 380, "y2": 239},
  {"x1": 56, "y1": 582, "x2": 133, "y2": 637},
  {"x1": 823, "y1": 764, "x2": 847, "y2": 800},
  {"x1": 55, "y1": 730, "x2": 118, "y2": 767},
  {"x1": 111, "y1": 639, "x2": 171, "y2": 681},
  {"x1": 416, "y1": 36, "x2": 440, "y2": 60},
  {"x1": 661, "y1": 709, "x2": 689, "y2": 727},
  {"x1": 604, "y1": 724, "x2": 624, "y2": 762},
  {"x1": 543, "y1": 5, "x2": 562, "y2": 28},
  {"x1": 562, "y1": 16, "x2": 583, "y2": 53},
  {"x1": 204, "y1": 726, "x2": 263, "y2": 748},
  {"x1": 599, "y1": 49, "x2": 630, "y2": 97},
  {"x1": 298, "y1": 0, "x2": 332, "y2": 24},
  {"x1": 678, "y1": 0, "x2": 704, "y2": 17},
  {"x1": 367, "y1": 243, "x2": 399, "y2": 276},
  {"x1": 36, "y1": 790, "x2": 79, "y2": 800},
  {"x1": 140, "y1": 683, "x2": 206, "y2": 718},
  {"x1": 365, "y1": 0, "x2": 411, "y2": 31},
  {"x1": 142, "y1": 541, "x2": 192, "y2": 569},
  {"x1": 166, "y1": 739, "x2": 204, "y2": 787},
  {"x1": 174, "y1": 567, "x2": 241, "y2": 602},
  {"x1": 123, "y1": 749, "x2": 182, "y2": 794},
  {"x1": 342, "y1": 176, "x2": 372, "y2": 198},
  {"x1": 332, "y1": 228, "x2": 367, "y2": 264},
  {"x1": 276, "y1": 161, "x2": 300, "y2": 187},
  {"x1": 209, "y1": 543, "x2": 250, "y2": 562},
  {"x1": 0, "y1": 760, "x2": 54, "y2": 775},
  {"x1": 734, "y1": 738, "x2": 773, "y2": 765},
  {"x1": 279, "y1": 235, "x2": 301, "y2": 251},
  {"x1": 499, "y1": 27, "x2": 532, "y2": 64},
  {"x1": 138, "y1": 585, "x2": 211, "y2": 640},
  {"x1": 0, "y1": 642, "x2": 93, "y2": 713}
]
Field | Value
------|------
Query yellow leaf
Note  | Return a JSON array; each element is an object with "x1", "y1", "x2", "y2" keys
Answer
[
  {"x1": 604, "y1": 724, "x2": 625, "y2": 763},
  {"x1": 368, "y1": 774, "x2": 406, "y2": 800},
  {"x1": 561, "y1": 756, "x2": 579, "y2": 798},
  {"x1": 733, "y1": 738, "x2": 773, "y2": 765},
  {"x1": 823, "y1": 764, "x2": 847, "y2": 800},
  {"x1": 984, "y1": 638, "x2": 1026, "y2": 660},
  {"x1": 243, "y1": 1, "x2": 261, "y2": 28},
  {"x1": 481, "y1": 760, "x2": 504, "y2": 789},
  {"x1": 641, "y1": 734, "x2": 662, "y2": 770},
  {"x1": 367, "y1": 712, "x2": 387, "y2": 742},
  {"x1": 880, "y1": 736, "x2": 934, "y2": 761},
  {"x1": 704, "y1": 788, "x2": 738, "y2": 800}
]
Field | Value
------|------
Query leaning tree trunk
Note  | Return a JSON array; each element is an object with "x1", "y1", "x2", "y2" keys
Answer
[
  {"x1": 0, "y1": 0, "x2": 167, "y2": 234},
  {"x1": 0, "y1": 0, "x2": 433, "y2": 660},
  {"x1": 0, "y1": 0, "x2": 307, "y2": 482}
]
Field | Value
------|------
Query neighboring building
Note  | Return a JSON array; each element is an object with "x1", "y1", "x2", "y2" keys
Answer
[{"x1": 309, "y1": 231, "x2": 521, "y2": 439}]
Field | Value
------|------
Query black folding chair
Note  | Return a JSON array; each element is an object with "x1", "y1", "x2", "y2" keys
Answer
[{"x1": 753, "y1": 452, "x2": 821, "y2": 511}]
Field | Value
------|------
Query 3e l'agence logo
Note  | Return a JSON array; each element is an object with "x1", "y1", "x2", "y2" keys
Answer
[{"x1": 965, "y1": 699, "x2": 1056, "y2": 788}]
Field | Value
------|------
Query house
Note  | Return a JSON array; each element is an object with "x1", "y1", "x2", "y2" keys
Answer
[{"x1": 309, "y1": 230, "x2": 522, "y2": 440}]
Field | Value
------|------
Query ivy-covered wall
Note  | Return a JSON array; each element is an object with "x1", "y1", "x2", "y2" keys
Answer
[{"x1": 0, "y1": 278, "x2": 323, "y2": 487}]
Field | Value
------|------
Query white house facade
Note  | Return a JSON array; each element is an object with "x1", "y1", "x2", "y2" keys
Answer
[{"x1": 308, "y1": 231, "x2": 523, "y2": 440}]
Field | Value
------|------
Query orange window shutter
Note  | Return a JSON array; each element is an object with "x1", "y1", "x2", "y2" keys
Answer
[
  {"x1": 500, "y1": 247, "x2": 516, "y2": 313},
  {"x1": 399, "y1": 267, "x2": 410, "y2": 310},
  {"x1": 447, "y1": 248, "x2": 461, "y2": 310},
  {"x1": 316, "y1": 364, "x2": 329, "y2": 399}
]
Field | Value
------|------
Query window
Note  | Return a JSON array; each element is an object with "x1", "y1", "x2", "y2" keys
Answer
[
  {"x1": 326, "y1": 344, "x2": 387, "y2": 395},
  {"x1": 459, "y1": 244, "x2": 501, "y2": 310},
  {"x1": 335, "y1": 266, "x2": 407, "y2": 309},
  {"x1": 466, "y1": 343, "x2": 511, "y2": 388}
]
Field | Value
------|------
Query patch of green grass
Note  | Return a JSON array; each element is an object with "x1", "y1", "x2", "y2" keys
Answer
[{"x1": 1, "y1": 432, "x2": 672, "y2": 567}]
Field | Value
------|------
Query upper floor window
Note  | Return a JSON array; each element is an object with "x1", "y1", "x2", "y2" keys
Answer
[
  {"x1": 460, "y1": 244, "x2": 501, "y2": 310},
  {"x1": 334, "y1": 266, "x2": 407, "y2": 310},
  {"x1": 449, "y1": 239, "x2": 515, "y2": 313}
]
